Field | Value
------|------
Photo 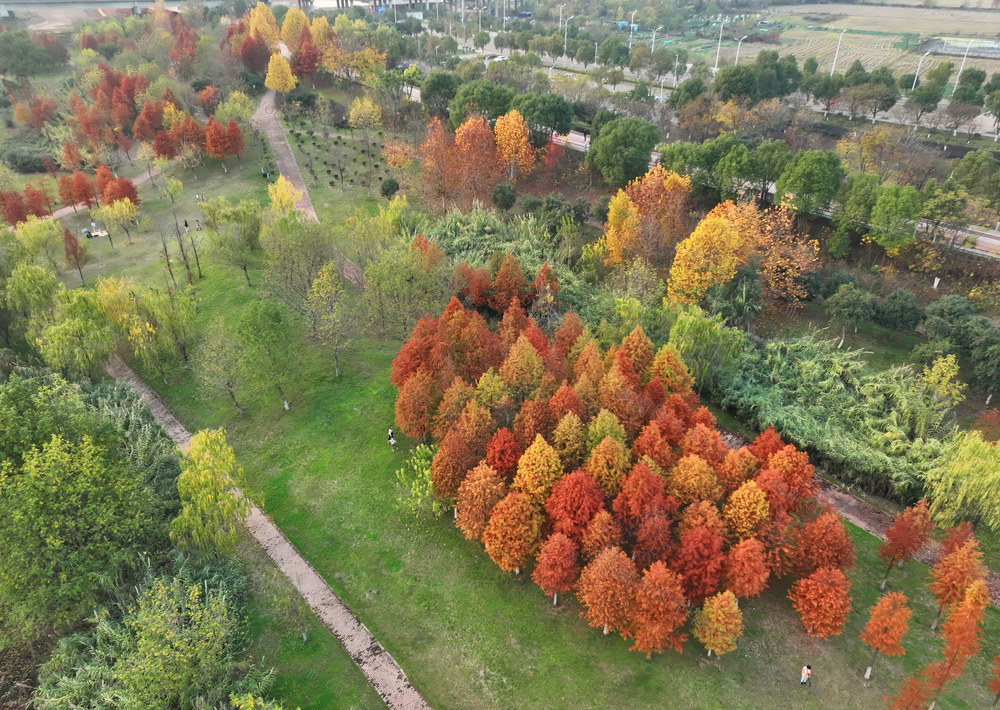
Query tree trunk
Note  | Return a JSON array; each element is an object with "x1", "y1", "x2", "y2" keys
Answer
[
  {"x1": 75, "y1": 258, "x2": 86, "y2": 286},
  {"x1": 864, "y1": 649, "x2": 878, "y2": 680},
  {"x1": 603, "y1": 624, "x2": 609, "y2": 635},
  {"x1": 879, "y1": 558, "x2": 895, "y2": 591},
  {"x1": 228, "y1": 387, "x2": 246, "y2": 415},
  {"x1": 838, "y1": 325, "x2": 846, "y2": 349},
  {"x1": 122, "y1": 224, "x2": 133, "y2": 245},
  {"x1": 242, "y1": 265, "x2": 252, "y2": 287},
  {"x1": 277, "y1": 383, "x2": 290, "y2": 411},
  {"x1": 107, "y1": 231, "x2": 115, "y2": 251},
  {"x1": 931, "y1": 604, "x2": 943, "y2": 631},
  {"x1": 987, "y1": 392, "x2": 993, "y2": 406},
  {"x1": 993, "y1": 691, "x2": 999, "y2": 708},
  {"x1": 188, "y1": 234, "x2": 203, "y2": 278},
  {"x1": 707, "y1": 649, "x2": 712, "y2": 657},
  {"x1": 334, "y1": 350, "x2": 341, "y2": 377},
  {"x1": 553, "y1": 592, "x2": 558, "y2": 606}
]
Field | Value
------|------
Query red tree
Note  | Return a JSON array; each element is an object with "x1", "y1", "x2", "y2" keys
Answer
[
  {"x1": 204, "y1": 117, "x2": 229, "y2": 160},
  {"x1": 723, "y1": 538, "x2": 770, "y2": 602},
  {"x1": 532, "y1": 533, "x2": 579, "y2": 605},
  {"x1": 923, "y1": 580, "x2": 988, "y2": 707},
  {"x1": 58, "y1": 174, "x2": 78, "y2": 212},
  {"x1": 748, "y1": 426, "x2": 785, "y2": 462},
  {"x1": 132, "y1": 100, "x2": 164, "y2": 141},
  {"x1": 63, "y1": 228, "x2": 87, "y2": 285},
  {"x1": 941, "y1": 522, "x2": 974, "y2": 556},
  {"x1": 482, "y1": 491, "x2": 543, "y2": 574},
  {"x1": 545, "y1": 469, "x2": 604, "y2": 542},
  {"x1": 102, "y1": 177, "x2": 140, "y2": 206},
  {"x1": 673, "y1": 525, "x2": 724, "y2": 606},
  {"x1": 878, "y1": 499, "x2": 934, "y2": 591},
  {"x1": 989, "y1": 654, "x2": 1000, "y2": 708},
  {"x1": 630, "y1": 561, "x2": 688, "y2": 657},
  {"x1": 928, "y1": 538, "x2": 985, "y2": 630},
  {"x1": 1, "y1": 191, "x2": 26, "y2": 226},
  {"x1": 788, "y1": 567, "x2": 852, "y2": 638},
  {"x1": 95, "y1": 163, "x2": 114, "y2": 197},
  {"x1": 456, "y1": 462, "x2": 506, "y2": 541},
  {"x1": 239, "y1": 35, "x2": 269, "y2": 73},
  {"x1": 581, "y1": 509, "x2": 624, "y2": 561},
  {"x1": 226, "y1": 118, "x2": 244, "y2": 164},
  {"x1": 197, "y1": 86, "x2": 221, "y2": 115},
  {"x1": 291, "y1": 36, "x2": 320, "y2": 77},
  {"x1": 631, "y1": 421, "x2": 675, "y2": 472},
  {"x1": 394, "y1": 370, "x2": 436, "y2": 441},
  {"x1": 420, "y1": 116, "x2": 459, "y2": 208},
  {"x1": 612, "y1": 462, "x2": 669, "y2": 531},
  {"x1": 430, "y1": 428, "x2": 474, "y2": 502},
  {"x1": 635, "y1": 512, "x2": 674, "y2": 566},
  {"x1": 548, "y1": 380, "x2": 585, "y2": 421},
  {"x1": 885, "y1": 676, "x2": 930, "y2": 710},
  {"x1": 152, "y1": 130, "x2": 177, "y2": 159},
  {"x1": 489, "y1": 252, "x2": 528, "y2": 313},
  {"x1": 680, "y1": 423, "x2": 728, "y2": 467},
  {"x1": 577, "y1": 546, "x2": 638, "y2": 636},
  {"x1": 22, "y1": 185, "x2": 49, "y2": 217},
  {"x1": 484, "y1": 427, "x2": 521, "y2": 480},
  {"x1": 793, "y1": 511, "x2": 856, "y2": 577},
  {"x1": 860, "y1": 591, "x2": 911, "y2": 680},
  {"x1": 973, "y1": 408, "x2": 1000, "y2": 442}
]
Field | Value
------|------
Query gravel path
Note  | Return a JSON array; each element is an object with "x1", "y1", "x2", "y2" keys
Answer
[{"x1": 104, "y1": 355, "x2": 430, "y2": 710}]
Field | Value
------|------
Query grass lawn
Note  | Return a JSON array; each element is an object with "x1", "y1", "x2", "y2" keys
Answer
[
  {"x1": 237, "y1": 536, "x2": 384, "y2": 710},
  {"x1": 128, "y1": 265, "x2": 1000, "y2": 710}
]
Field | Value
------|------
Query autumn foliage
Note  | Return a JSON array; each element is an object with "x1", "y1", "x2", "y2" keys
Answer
[
  {"x1": 879, "y1": 499, "x2": 934, "y2": 591},
  {"x1": 391, "y1": 299, "x2": 854, "y2": 657}
]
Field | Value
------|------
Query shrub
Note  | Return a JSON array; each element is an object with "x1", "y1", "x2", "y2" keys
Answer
[{"x1": 381, "y1": 177, "x2": 400, "y2": 199}]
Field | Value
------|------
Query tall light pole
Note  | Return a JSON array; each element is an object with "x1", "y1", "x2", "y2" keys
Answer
[
  {"x1": 911, "y1": 50, "x2": 931, "y2": 91},
  {"x1": 478, "y1": 7, "x2": 482, "y2": 33},
  {"x1": 674, "y1": 49, "x2": 682, "y2": 86},
  {"x1": 651, "y1": 26, "x2": 662, "y2": 52},
  {"x1": 594, "y1": 40, "x2": 599, "y2": 65},
  {"x1": 713, "y1": 19, "x2": 726, "y2": 73},
  {"x1": 558, "y1": 2, "x2": 566, "y2": 28},
  {"x1": 830, "y1": 29, "x2": 847, "y2": 77},
  {"x1": 954, "y1": 39, "x2": 973, "y2": 95},
  {"x1": 735, "y1": 35, "x2": 748, "y2": 66},
  {"x1": 563, "y1": 17, "x2": 574, "y2": 58},
  {"x1": 628, "y1": 9, "x2": 638, "y2": 50},
  {"x1": 659, "y1": 75, "x2": 665, "y2": 102}
]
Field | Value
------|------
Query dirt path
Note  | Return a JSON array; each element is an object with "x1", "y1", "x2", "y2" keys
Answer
[
  {"x1": 251, "y1": 90, "x2": 364, "y2": 289},
  {"x1": 720, "y1": 427, "x2": 1000, "y2": 607},
  {"x1": 104, "y1": 355, "x2": 430, "y2": 710}
]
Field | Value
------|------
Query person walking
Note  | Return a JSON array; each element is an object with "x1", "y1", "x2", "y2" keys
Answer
[
  {"x1": 388, "y1": 425, "x2": 394, "y2": 444},
  {"x1": 800, "y1": 665, "x2": 812, "y2": 686}
]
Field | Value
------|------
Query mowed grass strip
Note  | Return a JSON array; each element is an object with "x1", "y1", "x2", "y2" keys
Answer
[{"x1": 139, "y1": 267, "x2": 1000, "y2": 710}]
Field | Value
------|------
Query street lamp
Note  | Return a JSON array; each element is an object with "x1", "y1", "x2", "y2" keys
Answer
[
  {"x1": 563, "y1": 17, "x2": 574, "y2": 57},
  {"x1": 558, "y1": 3, "x2": 566, "y2": 28},
  {"x1": 955, "y1": 39, "x2": 973, "y2": 95},
  {"x1": 674, "y1": 49, "x2": 682, "y2": 86},
  {"x1": 713, "y1": 19, "x2": 726, "y2": 73},
  {"x1": 651, "y1": 26, "x2": 662, "y2": 52},
  {"x1": 594, "y1": 40, "x2": 598, "y2": 65},
  {"x1": 478, "y1": 7, "x2": 483, "y2": 33},
  {"x1": 912, "y1": 50, "x2": 931, "y2": 91},
  {"x1": 735, "y1": 35, "x2": 748, "y2": 66},
  {"x1": 830, "y1": 29, "x2": 847, "y2": 77},
  {"x1": 628, "y1": 9, "x2": 638, "y2": 50},
  {"x1": 659, "y1": 75, "x2": 665, "y2": 102}
]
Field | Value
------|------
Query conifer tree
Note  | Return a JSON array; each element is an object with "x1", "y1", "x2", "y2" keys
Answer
[
  {"x1": 577, "y1": 546, "x2": 638, "y2": 636},
  {"x1": 694, "y1": 590, "x2": 743, "y2": 657},
  {"x1": 532, "y1": 533, "x2": 579, "y2": 605},
  {"x1": 860, "y1": 592, "x2": 911, "y2": 680}
]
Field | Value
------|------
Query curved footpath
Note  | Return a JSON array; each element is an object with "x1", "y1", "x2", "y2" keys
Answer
[{"x1": 105, "y1": 355, "x2": 430, "y2": 710}]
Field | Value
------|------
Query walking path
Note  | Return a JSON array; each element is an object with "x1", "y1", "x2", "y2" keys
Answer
[
  {"x1": 251, "y1": 89, "x2": 365, "y2": 288},
  {"x1": 104, "y1": 355, "x2": 430, "y2": 710}
]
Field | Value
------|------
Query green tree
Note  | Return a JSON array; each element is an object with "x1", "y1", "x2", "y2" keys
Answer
[
  {"x1": 305, "y1": 260, "x2": 354, "y2": 376},
  {"x1": 36, "y1": 289, "x2": 115, "y2": 380},
  {"x1": 868, "y1": 184, "x2": 921, "y2": 257},
  {"x1": 194, "y1": 316, "x2": 248, "y2": 415},
  {"x1": 831, "y1": 172, "x2": 881, "y2": 257},
  {"x1": 587, "y1": 117, "x2": 660, "y2": 187},
  {"x1": 510, "y1": 91, "x2": 574, "y2": 148},
  {"x1": 93, "y1": 198, "x2": 141, "y2": 248},
  {"x1": 0, "y1": 435, "x2": 154, "y2": 640},
  {"x1": 670, "y1": 77, "x2": 706, "y2": 109},
  {"x1": 0, "y1": 30, "x2": 57, "y2": 76},
  {"x1": 261, "y1": 215, "x2": 333, "y2": 317},
  {"x1": 668, "y1": 305, "x2": 746, "y2": 396},
  {"x1": 775, "y1": 150, "x2": 845, "y2": 216},
  {"x1": 14, "y1": 215, "x2": 62, "y2": 269},
  {"x1": 171, "y1": 429, "x2": 250, "y2": 554},
  {"x1": 928, "y1": 431, "x2": 1000, "y2": 531},
  {"x1": 363, "y1": 237, "x2": 451, "y2": 338},
  {"x1": 421, "y1": 71, "x2": 462, "y2": 117},
  {"x1": 448, "y1": 79, "x2": 515, "y2": 128},
  {"x1": 909, "y1": 82, "x2": 946, "y2": 124},
  {"x1": 825, "y1": 283, "x2": 876, "y2": 347},
  {"x1": 713, "y1": 65, "x2": 760, "y2": 104},
  {"x1": 239, "y1": 299, "x2": 294, "y2": 410}
]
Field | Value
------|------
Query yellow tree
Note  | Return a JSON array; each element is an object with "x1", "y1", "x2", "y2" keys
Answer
[
  {"x1": 667, "y1": 201, "x2": 760, "y2": 305},
  {"x1": 310, "y1": 16, "x2": 333, "y2": 46},
  {"x1": 268, "y1": 176, "x2": 302, "y2": 216},
  {"x1": 170, "y1": 429, "x2": 250, "y2": 554},
  {"x1": 495, "y1": 110, "x2": 535, "y2": 181},
  {"x1": 280, "y1": 7, "x2": 310, "y2": 49},
  {"x1": 265, "y1": 53, "x2": 297, "y2": 94},
  {"x1": 624, "y1": 165, "x2": 692, "y2": 266},
  {"x1": 601, "y1": 190, "x2": 641, "y2": 266},
  {"x1": 382, "y1": 140, "x2": 415, "y2": 184},
  {"x1": 249, "y1": 1, "x2": 279, "y2": 50}
]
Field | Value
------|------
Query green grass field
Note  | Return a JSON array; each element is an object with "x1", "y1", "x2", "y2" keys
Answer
[{"x1": 127, "y1": 263, "x2": 999, "y2": 710}]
